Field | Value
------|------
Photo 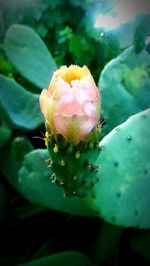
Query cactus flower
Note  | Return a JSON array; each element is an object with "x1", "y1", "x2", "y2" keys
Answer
[
  {"x1": 40, "y1": 65, "x2": 100, "y2": 145},
  {"x1": 40, "y1": 65, "x2": 101, "y2": 197}
]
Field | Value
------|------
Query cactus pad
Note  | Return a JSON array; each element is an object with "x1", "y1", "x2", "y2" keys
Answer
[
  {"x1": 89, "y1": 109, "x2": 150, "y2": 228},
  {"x1": 46, "y1": 125, "x2": 101, "y2": 197},
  {"x1": 99, "y1": 47, "x2": 150, "y2": 134}
]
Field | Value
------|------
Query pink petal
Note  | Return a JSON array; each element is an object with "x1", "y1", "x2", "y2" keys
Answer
[
  {"x1": 54, "y1": 114, "x2": 97, "y2": 144},
  {"x1": 39, "y1": 89, "x2": 50, "y2": 116},
  {"x1": 78, "y1": 75, "x2": 99, "y2": 101},
  {"x1": 83, "y1": 101, "x2": 97, "y2": 117}
]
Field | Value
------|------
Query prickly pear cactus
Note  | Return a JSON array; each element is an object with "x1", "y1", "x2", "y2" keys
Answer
[
  {"x1": 39, "y1": 64, "x2": 101, "y2": 197},
  {"x1": 99, "y1": 47, "x2": 150, "y2": 135},
  {"x1": 46, "y1": 126, "x2": 101, "y2": 197},
  {"x1": 87, "y1": 109, "x2": 150, "y2": 228}
]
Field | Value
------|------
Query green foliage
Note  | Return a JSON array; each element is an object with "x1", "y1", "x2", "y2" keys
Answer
[
  {"x1": 69, "y1": 35, "x2": 95, "y2": 65},
  {"x1": 88, "y1": 109, "x2": 150, "y2": 228}
]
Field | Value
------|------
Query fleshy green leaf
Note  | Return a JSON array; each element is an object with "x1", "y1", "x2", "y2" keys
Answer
[
  {"x1": 4, "y1": 24, "x2": 57, "y2": 89},
  {"x1": 99, "y1": 47, "x2": 150, "y2": 134},
  {"x1": 0, "y1": 75, "x2": 43, "y2": 130},
  {"x1": 17, "y1": 251, "x2": 94, "y2": 266},
  {"x1": 89, "y1": 109, "x2": 150, "y2": 228}
]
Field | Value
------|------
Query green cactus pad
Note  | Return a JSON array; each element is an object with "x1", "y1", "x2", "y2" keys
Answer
[
  {"x1": 99, "y1": 47, "x2": 150, "y2": 134},
  {"x1": 18, "y1": 149, "x2": 96, "y2": 216},
  {"x1": 88, "y1": 109, "x2": 150, "y2": 228},
  {"x1": 47, "y1": 127, "x2": 101, "y2": 197},
  {"x1": 4, "y1": 24, "x2": 57, "y2": 89},
  {"x1": 0, "y1": 75, "x2": 43, "y2": 130}
]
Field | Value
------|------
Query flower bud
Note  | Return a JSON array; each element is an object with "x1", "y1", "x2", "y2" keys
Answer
[{"x1": 40, "y1": 65, "x2": 100, "y2": 145}]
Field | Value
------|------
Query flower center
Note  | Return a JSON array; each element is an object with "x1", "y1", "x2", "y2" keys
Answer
[{"x1": 58, "y1": 65, "x2": 89, "y2": 84}]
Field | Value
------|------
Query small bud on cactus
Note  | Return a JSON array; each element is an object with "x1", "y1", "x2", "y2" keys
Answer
[{"x1": 40, "y1": 65, "x2": 101, "y2": 197}]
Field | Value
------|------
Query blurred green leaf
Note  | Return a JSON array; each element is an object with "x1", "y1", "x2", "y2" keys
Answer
[
  {"x1": 0, "y1": 136, "x2": 33, "y2": 189},
  {"x1": 0, "y1": 75, "x2": 43, "y2": 130},
  {"x1": 99, "y1": 46, "x2": 150, "y2": 134},
  {"x1": 0, "y1": 50, "x2": 13, "y2": 75},
  {"x1": 17, "y1": 251, "x2": 95, "y2": 266},
  {"x1": 12, "y1": 136, "x2": 33, "y2": 163},
  {"x1": 0, "y1": 144, "x2": 20, "y2": 189},
  {"x1": 18, "y1": 149, "x2": 96, "y2": 216},
  {"x1": 69, "y1": 35, "x2": 89, "y2": 55},
  {"x1": 69, "y1": 35, "x2": 94, "y2": 65},
  {"x1": 36, "y1": 23, "x2": 48, "y2": 38},
  {"x1": 0, "y1": 119, "x2": 12, "y2": 148},
  {"x1": 4, "y1": 24, "x2": 57, "y2": 89},
  {"x1": 58, "y1": 26, "x2": 73, "y2": 43}
]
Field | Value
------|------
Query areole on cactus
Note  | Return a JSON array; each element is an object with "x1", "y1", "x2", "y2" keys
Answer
[{"x1": 39, "y1": 65, "x2": 101, "y2": 197}]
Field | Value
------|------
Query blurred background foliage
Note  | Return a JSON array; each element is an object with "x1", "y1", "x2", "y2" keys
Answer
[{"x1": 0, "y1": 0, "x2": 150, "y2": 265}]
